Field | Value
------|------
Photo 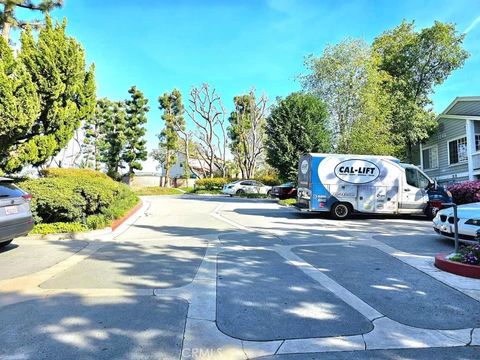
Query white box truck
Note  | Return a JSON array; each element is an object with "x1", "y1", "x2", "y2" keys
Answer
[{"x1": 296, "y1": 153, "x2": 446, "y2": 219}]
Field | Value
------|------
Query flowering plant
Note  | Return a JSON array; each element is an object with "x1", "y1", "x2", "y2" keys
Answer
[
  {"x1": 451, "y1": 244, "x2": 480, "y2": 266},
  {"x1": 447, "y1": 181, "x2": 480, "y2": 205}
]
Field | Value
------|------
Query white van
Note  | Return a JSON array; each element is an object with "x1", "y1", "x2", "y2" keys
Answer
[{"x1": 296, "y1": 153, "x2": 439, "y2": 219}]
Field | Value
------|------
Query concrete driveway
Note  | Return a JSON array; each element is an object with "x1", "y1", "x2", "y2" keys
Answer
[{"x1": 0, "y1": 195, "x2": 479, "y2": 359}]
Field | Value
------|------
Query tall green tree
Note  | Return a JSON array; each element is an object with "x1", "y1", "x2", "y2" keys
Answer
[
  {"x1": 373, "y1": 20, "x2": 469, "y2": 161},
  {"x1": 100, "y1": 100, "x2": 127, "y2": 179},
  {"x1": 0, "y1": 0, "x2": 63, "y2": 42},
  {"x1": 228, "y1": 89, "x2": 268, "y2": 179},
  {"x1": 302, "y1": 39, "x2": 395, "y2": 155},
  {"x1": 265, "y1": 92, "x2": 331, "y2": 181},
  {"x1": 0, "y1": 35, "x2": 39, "y2": 174},
  {"x1": 123, "y1": 86, "x2": 149, "y2": 176},
  {"x1": 157, "y1": 88, "x2": 184, "y2": 185},
  {"x1": 0, "y1": 15, "x2": 95, "y2": 173}
]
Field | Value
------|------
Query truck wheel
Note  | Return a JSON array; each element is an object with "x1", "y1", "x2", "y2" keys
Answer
[{"x1": 331, "y1": 203, "x2": 350, "y2": 220}]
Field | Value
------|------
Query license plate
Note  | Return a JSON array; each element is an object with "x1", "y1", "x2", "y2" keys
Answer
[{"x1": 4, "y1": 206, "x2": 18, "y2": 215}]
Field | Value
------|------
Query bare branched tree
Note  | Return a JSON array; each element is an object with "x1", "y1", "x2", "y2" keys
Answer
[{"x1": 187, "y1": 83, "x2": 227, "y2": 178}]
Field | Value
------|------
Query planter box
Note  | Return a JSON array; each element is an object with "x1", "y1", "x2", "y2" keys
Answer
[{"x1": 435, "y1": 253, "x2": 480, "y2": 279}]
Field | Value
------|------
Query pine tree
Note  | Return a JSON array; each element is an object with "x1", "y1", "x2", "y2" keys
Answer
[
  {"x1": 0, "y1": 15, "x2": 95, "y2": 173},
  {"x1": 123, "y1": 86, "x2": 149, "y2": 176},
  {"x1": 83, "y1": 99, "x2": 109, "y2": 170},
  {"x1": 101, "y1": 100, "x2": 127, "y2": 179},
  {"x1": 157, "y1": 89, "x2": 184, "y2": 186},
  {"x1": 0, "y1": 0, "x2": 63, "y2": 42},
  {"x1": 0, "y1": 35, "x2": 39, "y2": 174}
]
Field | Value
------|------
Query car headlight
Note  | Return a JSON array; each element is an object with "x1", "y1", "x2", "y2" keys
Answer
[{"x1": 465, "y1": 219, "x2": 480, "y2": 226}]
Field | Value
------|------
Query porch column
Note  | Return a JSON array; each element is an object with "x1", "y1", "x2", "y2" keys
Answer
[{"x1": 466, "y1": 119, "x2": 476, "y2": 180}]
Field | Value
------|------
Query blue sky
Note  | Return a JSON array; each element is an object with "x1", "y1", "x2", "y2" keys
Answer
[{"x1": 44, "y1": 0, "x2": 480, "y2": 151}]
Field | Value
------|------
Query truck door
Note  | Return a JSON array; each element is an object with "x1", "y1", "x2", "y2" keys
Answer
[{"x1": 401, "y1": 168, "x2": 428, "y2": 212}]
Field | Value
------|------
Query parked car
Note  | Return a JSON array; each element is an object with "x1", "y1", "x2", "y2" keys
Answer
[
  {"x1": 222, "y1": 180, "x2": 272, "y2": 196},
  {"x1": 0, "y1": 178, "x2": 34, "y2": 248},
  {"x1": 271, "y1": 182, "x2": 297, "y2": 199},
  {"x1": 433, "y1": 202, "x2": 480, "y2": 242}
]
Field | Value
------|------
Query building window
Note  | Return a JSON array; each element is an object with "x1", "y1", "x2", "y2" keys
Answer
[
  {"x1": 448, "y1": 137, "x2": 468, "y2": 165},
  {"x1": 475, "y1": 134, "x2": 480, "y2": 152},
  {"x1": 422, "y1": 146, "x2": 438, "y2": 170}
]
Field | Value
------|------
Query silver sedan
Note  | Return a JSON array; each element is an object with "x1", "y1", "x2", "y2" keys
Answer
[{"x1": 0, "y1": 178, "x2": 34, "y2": 248}]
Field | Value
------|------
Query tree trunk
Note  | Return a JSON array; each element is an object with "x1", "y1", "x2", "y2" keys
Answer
[{"x1": 1, "y1": 4, "x2": 13, "y2": 42}]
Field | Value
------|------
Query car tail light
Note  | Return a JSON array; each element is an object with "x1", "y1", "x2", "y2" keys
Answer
[{"x1": 22, "y1": 194, "x2": 32, "y2": 202}]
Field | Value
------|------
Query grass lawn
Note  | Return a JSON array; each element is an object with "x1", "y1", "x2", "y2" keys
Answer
[{"x1": 134, "y1": 187, "x2": 184, "y2": 196}]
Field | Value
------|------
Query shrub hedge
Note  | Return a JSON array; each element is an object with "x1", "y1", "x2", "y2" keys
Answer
[
  {"x1": 254, "y1": 175, "x2": 281, "y2": 186},
  {"x1": 447, "y1": 180, "x2": 480, "y2": 205},
  {"x1": 39, "y1": 168, "x2": 110, "y2": 179},
  {"x1": 21, "y1": 168, "x2": 139, "y2": 231},
  {"x1": 195, "y1": 177, "x2": 229, "y2": 190},
  {"x1": 30, "y1": 222, "x2": 89, "y2": 235}
]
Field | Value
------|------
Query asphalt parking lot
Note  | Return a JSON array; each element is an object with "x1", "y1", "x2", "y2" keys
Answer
[{"x1": 0, "y1": 195, "x2": 479, "y2": 359}]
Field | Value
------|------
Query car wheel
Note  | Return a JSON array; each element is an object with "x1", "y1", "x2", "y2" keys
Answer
[
  {"x1": 425, "y1": 205, "x2": 438, "y2": 220},
  {"x1": 0, "y1": 239, "x2": 13, "y2": 248},
  {"x1": 236, "y1": 189, "x2": 245, "y2": 196},
  {"x1": 331, "y1": 203, "x2": 351, "y2": 220}
]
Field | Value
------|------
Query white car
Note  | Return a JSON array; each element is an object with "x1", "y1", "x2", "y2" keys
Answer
[
  {"x1": 433, "y1": 202, "x2": 480, "y2": 242},
  {"x1": 222, "y1": 180, "x2": 272, "y2": 196}
]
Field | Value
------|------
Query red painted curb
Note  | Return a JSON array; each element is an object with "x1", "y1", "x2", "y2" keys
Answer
[
  {"x1": 111, "y1": 201, "x2": 143, "y2": 231},
  {"x1": 434, "y1": 253, "x2": 480, "y2": 279}
]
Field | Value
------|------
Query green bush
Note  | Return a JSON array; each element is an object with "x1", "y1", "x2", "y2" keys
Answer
[
  {"x1": 21, "y1": 169, "x2": 139, "y2": 231},
  {"x1": 254, "y1": 175, "x2": 281, "y2": 186},
  {"x1": 85, "y1": 214, "x2": 109, "y2": 230},
  {"x1": 279, "y1": 198, "x2": 297, "y2": 206},
  {"x1": 39, "y1": 168, "x2": 110, "y2": 179},
  {"x1": 31, "y1": 222, "x2": 89, "y2": 235},
  {"x1": 195, "y1": 177, "x2": 229, "y2": 190}
]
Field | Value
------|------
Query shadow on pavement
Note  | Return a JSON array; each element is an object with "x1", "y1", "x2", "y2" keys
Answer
[
  {"x1": 0, "y1": 240, "x2": 89, "y2": 281},
  {"x1": 0, "y1": 293, "x2": 188, "y2": 360},
  {"x1": 216, "y1": 249, "x2": 373, "y2": 341},
  {"x1": 40, "y1": 240, "x2": 207, "y2": 289},
  {"x1": 293, "y1": 244, "x2": 480, "y2": 330}
]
